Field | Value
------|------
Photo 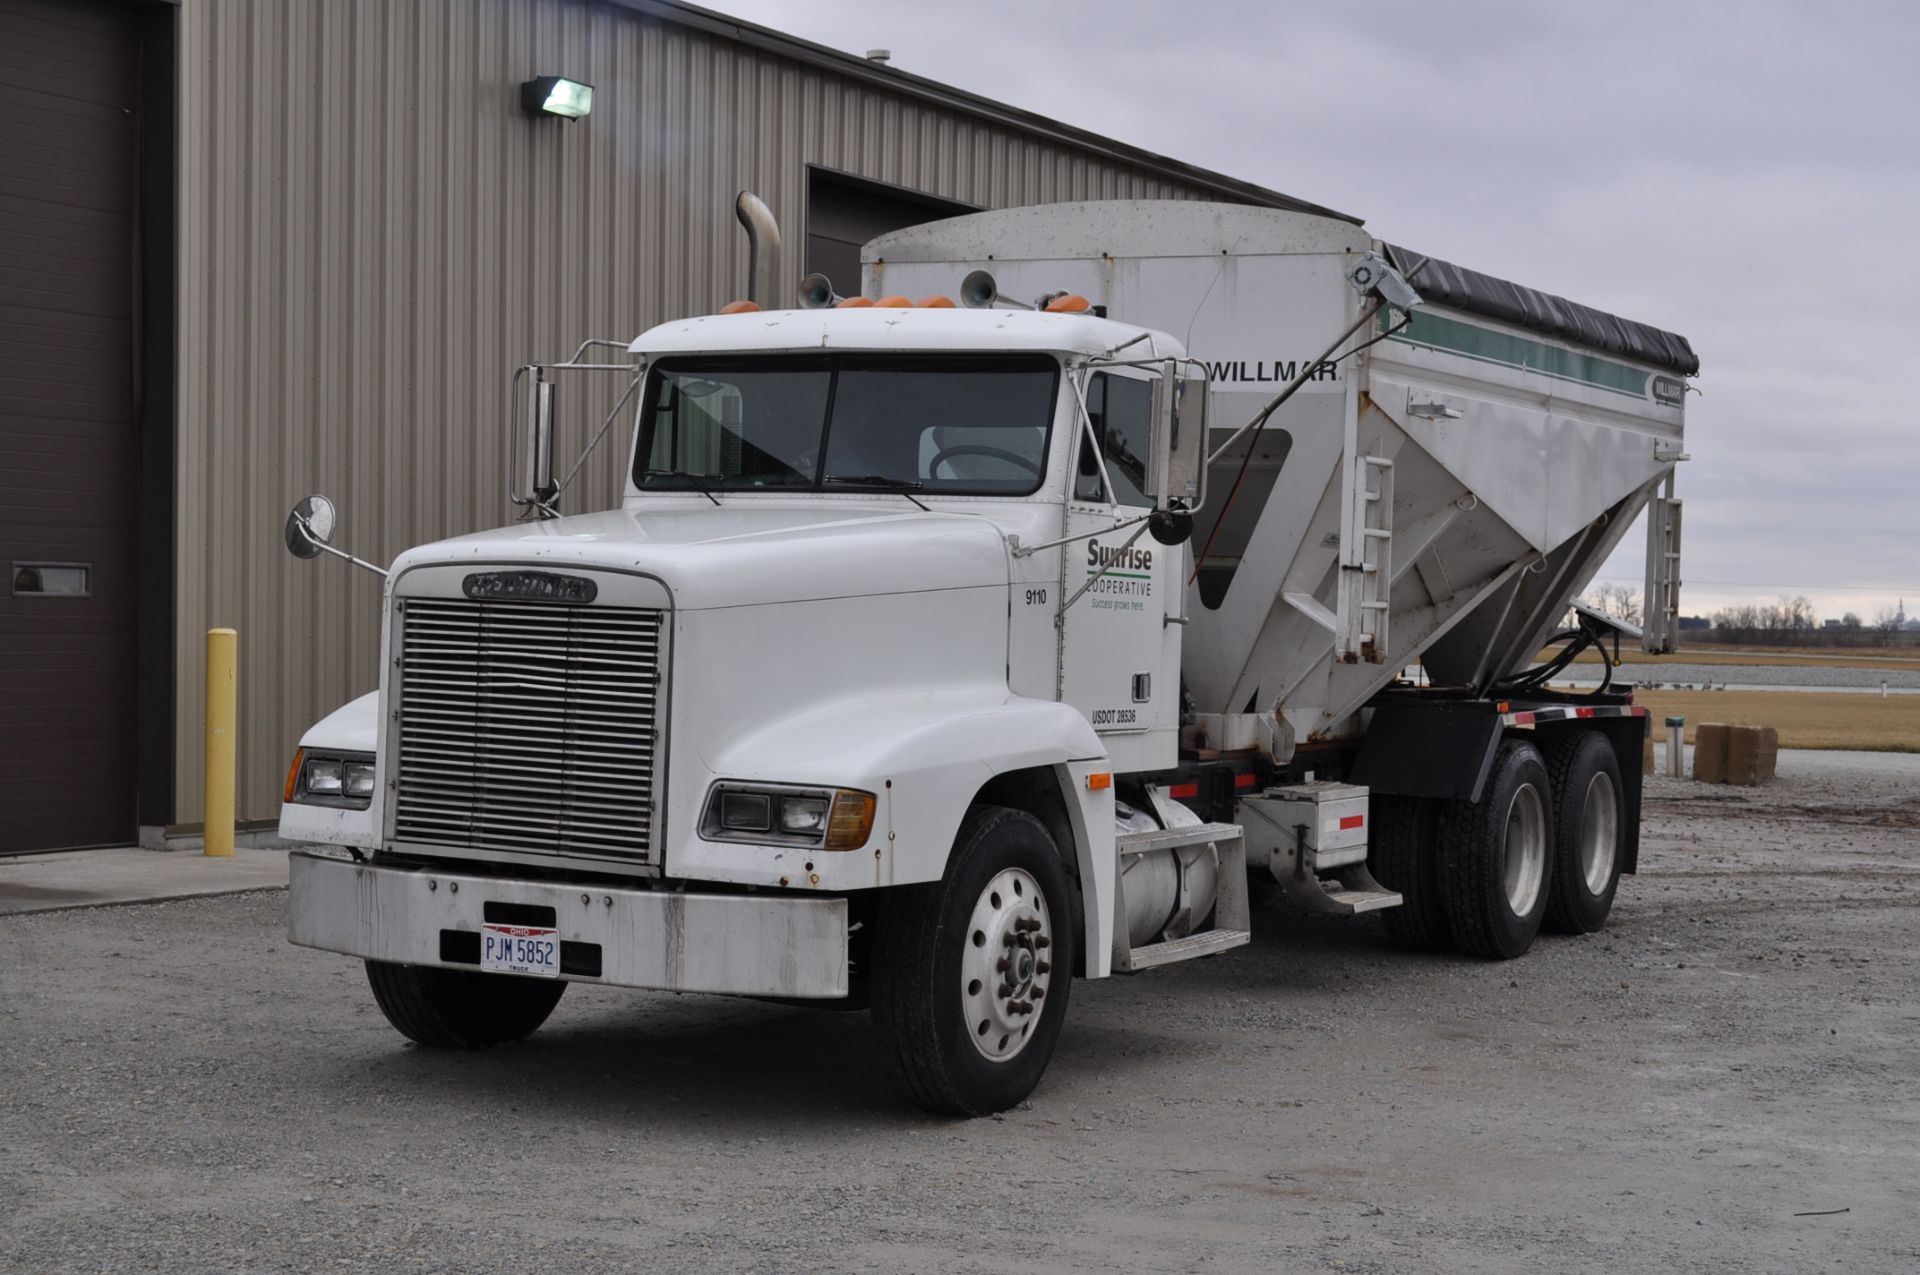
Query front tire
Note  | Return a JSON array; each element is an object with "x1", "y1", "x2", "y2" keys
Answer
[
  {"x1": 871, "y1": 805, "x2": 1075, "y2": 1116},
  {"x1": 1543, "y1": 731, "x2": 1625, "y2": 934},
  {"x1": 365, "y1": 961, "x2": 566, "y2": 1049},
  {"x1": 1440, "y1": 740, "x2": 1554, "y2": 960}
]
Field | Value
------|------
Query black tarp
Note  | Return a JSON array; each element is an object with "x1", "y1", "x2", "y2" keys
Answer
[{"x1": 1383, "y1": 244, "x2": 1700, "y2": 376}]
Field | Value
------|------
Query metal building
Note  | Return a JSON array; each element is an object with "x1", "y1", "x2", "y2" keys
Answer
[{"x1": 0, "y1": 0, "x2": 1343, "y2": 851}]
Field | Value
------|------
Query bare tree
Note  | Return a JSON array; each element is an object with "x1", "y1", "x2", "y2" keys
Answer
[
  {"x1": 1872, "y1": 603, "x2": 1902, "y2": 647},
  {"x1": 1585, "y1": 582, "x2": 1643, "y2": 626},
  {"x1": 1710, "y1": 604, "x2": 1761, "y2": 644}
]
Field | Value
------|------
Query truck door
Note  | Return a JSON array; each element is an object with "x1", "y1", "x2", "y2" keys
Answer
[{"x1": 1059, "y1": 370, "x2": 1179, "y2": 749}]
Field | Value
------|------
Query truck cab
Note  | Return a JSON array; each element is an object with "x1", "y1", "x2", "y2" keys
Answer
[{"x1": 283, "y1": 304, "x2": 1228, "y2": 1115}]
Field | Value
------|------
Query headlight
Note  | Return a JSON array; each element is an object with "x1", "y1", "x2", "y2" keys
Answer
[
  {"x1": 702, "y1": 783, "x2": 876, "y2": 850},
  {"x1": 286, "y1": 749, "x2": 377, "y2": 808}
]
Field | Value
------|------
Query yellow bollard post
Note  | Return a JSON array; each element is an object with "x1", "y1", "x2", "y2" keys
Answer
[{"x1": 204, "y1": 628, "x2": 237, "y2": 857}]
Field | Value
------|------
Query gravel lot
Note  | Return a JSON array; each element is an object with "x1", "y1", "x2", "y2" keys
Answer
[{"x1": 4, "y1": 752, "x2": 1918, "y2": 1274}]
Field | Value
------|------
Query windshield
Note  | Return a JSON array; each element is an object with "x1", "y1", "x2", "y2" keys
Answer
[{"x1": 633, "y1": 354, "x2": 1060, "y2": 496}]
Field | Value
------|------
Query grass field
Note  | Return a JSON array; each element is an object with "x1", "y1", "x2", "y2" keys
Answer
[
  {"x1": 1560, "y1": 642, "x2": 1920, "y2": 672},
  {"x1": 1631, "y1": 688, "x2": 1920, "y2": 752}
]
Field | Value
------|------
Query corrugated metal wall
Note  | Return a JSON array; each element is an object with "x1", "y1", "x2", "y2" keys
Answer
[{"x1": 175, "y1": 0, "x2": 1230, "y2": 824}]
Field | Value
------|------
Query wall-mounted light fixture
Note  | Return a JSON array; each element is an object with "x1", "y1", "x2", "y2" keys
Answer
[{"x1": 521, "y1": 76, "x2": 593, "y2": 120}]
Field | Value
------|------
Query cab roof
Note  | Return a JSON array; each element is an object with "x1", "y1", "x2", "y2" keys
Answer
[{"x1": 627, "y1": 305, "x2": 1185, "y2": 361}]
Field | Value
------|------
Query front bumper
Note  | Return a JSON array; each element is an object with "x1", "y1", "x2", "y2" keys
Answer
[{"x1": 287, "y1": 851, "x2": 849, "y2": 998}]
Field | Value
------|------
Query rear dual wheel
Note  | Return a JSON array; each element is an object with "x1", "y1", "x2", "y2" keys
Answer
[
  {"x1": 1369, "y1": 795, "x2": 1453, "y2": 953},
  {"x1": 1431, "y1": 730, "x2": 1627, "y2": 958},
  {"x1": 1440, "y1": 739, "x2": 1554, "y2": 960},
  {"x1": 1543, "y1": 731, "x2": 1626, "y2": 934}
]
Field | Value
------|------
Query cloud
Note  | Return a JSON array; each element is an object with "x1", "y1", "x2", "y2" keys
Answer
[{"x1": 711, "y1": 0, "x2": 1920, "y2": 617}]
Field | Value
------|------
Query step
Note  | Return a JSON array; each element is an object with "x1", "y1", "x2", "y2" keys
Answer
[
  {"x1": 1116, "y1": 821, "x2": 1242, "y2": 857},
  {"x1": 1119, "y1": 927, "x2": 1250, "y2": 972},
  {"x1": 1268, "y1": 861, "x2": 1404, "y2": 916},
  {"x1": 1310, "y1": 881, "x2": 1402, "y2": 914}
]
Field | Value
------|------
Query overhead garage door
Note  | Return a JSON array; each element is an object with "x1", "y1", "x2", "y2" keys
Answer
[
  {"x1": 806, "y1": 169, "x2": 977, "y2": 299},
  {"x1": 0, "y1": 0, "x2": 140, "y2": 853}
]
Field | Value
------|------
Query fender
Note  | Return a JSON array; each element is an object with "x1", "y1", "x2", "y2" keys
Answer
[
  {"x1": 684, "y1": 688, "x2": 1114, "y2": 959},
  {"x1": 278, "y1": 691, "x2": 381, "y2": 848}
]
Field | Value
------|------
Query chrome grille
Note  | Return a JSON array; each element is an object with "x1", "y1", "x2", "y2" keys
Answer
[{"x1": 393, "y1": 596, "x2": 663, "y2": 862}]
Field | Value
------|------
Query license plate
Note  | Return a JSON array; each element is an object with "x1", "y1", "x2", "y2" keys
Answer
[{"x1": 480, "y1": 923, "x2": 561, "y2": 978}]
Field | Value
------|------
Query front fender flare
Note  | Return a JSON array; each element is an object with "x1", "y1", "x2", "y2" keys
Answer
[{"x1": 689, "y1": 688, "x2": 1110, "y2": 897}]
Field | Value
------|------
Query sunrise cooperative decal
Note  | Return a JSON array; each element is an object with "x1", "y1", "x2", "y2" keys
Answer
[{"x1": 1086, "y1": 539, "x2": 1153, "y2": 613}]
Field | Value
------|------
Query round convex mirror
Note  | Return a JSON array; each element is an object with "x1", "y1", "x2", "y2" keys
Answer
[{"x1": 284, "y1": 494, "x2": 337, "y2": 560}]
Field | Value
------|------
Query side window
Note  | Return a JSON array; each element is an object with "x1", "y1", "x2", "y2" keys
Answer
[{"x1": 1074, "y1": 372, "x2": 1154, "y2": 507}]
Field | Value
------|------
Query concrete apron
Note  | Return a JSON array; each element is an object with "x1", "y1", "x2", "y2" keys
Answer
[{"x1": 0, "y1": 846, "x2": 292, "y2": 916}]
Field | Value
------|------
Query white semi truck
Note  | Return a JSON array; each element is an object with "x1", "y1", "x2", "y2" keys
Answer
[{"x1": 280, "y1": 198, "x2": 1696, "y2": 1115}]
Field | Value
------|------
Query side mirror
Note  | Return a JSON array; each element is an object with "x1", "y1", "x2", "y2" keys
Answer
[
  {"x1": 524, "y1": 375, "x2": 558, "y2": 514},
  {"x1": 1146, "y1": 361, "x2": 1207, "y2": 512},
  {"x1": 284, "y1": 494, "x2": 337, "y2": 560},
  {"x1": 281, "y1": 493, "x2": 388, "y2": 578}
]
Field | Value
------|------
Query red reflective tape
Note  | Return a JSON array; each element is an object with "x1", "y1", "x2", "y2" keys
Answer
[
  {"x1": 1233, "y1": 772, "x2": 1258, "y2": 790},
  {"x1": 1168, "y1": 782, "x2": 1199, "y2": 799},
  {"x1": 1338, "y1": 814, "x2": 1365, "y2": 830},
  {"x1": 1631, "y1": 706, "x2": 1648, "y2": 716},
  {"x1": 1576, "y1": 706, "x2": 1596, "y2": 718},
  {"x1": 1511, "y1": 712, "x2": 1536, "y2": 726}
]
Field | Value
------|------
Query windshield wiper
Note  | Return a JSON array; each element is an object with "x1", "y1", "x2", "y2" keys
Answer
[
  {"x1": 641, "y1": 468, "x2": 722, "y2": 506},
  {"x1": 824, "y1": 474, "x2": 929, "y2": 511}
]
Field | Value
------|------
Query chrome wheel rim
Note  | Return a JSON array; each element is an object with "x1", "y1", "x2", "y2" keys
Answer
[
  {"x1": 1502, "y1": 783, "x2": 1547, "y2": 916},
  {"x1": 960, "y1": 867, "x2": 1053, "y2": 1063},
  {"x1": 1580, "y1": 770, "x2": 1619, "y2": 895}
]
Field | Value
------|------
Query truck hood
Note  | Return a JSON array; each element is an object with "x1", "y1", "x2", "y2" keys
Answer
[{"x1": 389, "y1": 503, "x2": 1012, "y2": 609}]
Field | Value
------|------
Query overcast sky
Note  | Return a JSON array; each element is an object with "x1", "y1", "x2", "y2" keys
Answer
[{"x1": 711, "y1": 0, "x2": 1919, "y2": 623}]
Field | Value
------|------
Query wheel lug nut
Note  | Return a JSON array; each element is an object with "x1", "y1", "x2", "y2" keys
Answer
[
  {"x1": 996, "y1": 957, "x2": 1010, "y2": 973},
  {"x1": 1036, "y1": 961, "x2": 1051, "y2": 975},
  {"x1": 1034, "y1": 935, "x2": 1051, "y2": 949},
  {"x1": 1032, "y1": 986, "x2": 1045, "y2": 1000}
]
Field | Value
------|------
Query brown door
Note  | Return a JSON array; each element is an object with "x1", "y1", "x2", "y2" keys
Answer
[
  {"x1": 0, "y1": 0, "x2": 140, "y2": 853},
  {"x1": 805, "y1": 169, "x2": 978, "y2": 299}
]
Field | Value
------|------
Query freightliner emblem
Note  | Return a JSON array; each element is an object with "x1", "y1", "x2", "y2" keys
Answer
[{"x1": 462, "y1": 570, "x2": 598, "y2": 604}]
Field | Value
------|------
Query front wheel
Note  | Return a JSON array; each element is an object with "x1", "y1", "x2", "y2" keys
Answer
[
  {"x1": 871, "y1": 805, "x2": 1076, "y2": 1116},
  {"x1": 365, "y1": 961, "x2": 566, "y2": 1049},
  {"x1": 1440, "y1": 739, "x2": 1554, "y2": 960}
]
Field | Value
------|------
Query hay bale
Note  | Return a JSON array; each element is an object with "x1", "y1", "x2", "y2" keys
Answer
[
  {"x1": 1725, "y1": 724, "x2": 1779, "y2": 785},
  {"x1": 1693, "y1": 723, "x2": 1731, "y2": 783}
]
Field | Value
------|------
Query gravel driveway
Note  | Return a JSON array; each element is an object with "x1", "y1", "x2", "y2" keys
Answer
[{"x1": 4, "y1": 753, "x2": 1917, "y2": 1273}]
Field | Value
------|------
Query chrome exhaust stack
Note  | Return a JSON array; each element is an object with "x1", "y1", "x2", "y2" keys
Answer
[{"x1": 734, "y1": 191, "x2": 782, "y2": 308}]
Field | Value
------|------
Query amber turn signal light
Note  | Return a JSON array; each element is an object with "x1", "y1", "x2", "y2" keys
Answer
[
  {"x1": 283, "y1": 748, "x2": 306, "y2": 803},
  {"x1": 825, "y1": 789, "x2": 878, "y2": 850}
]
